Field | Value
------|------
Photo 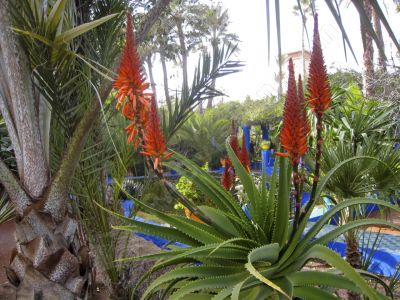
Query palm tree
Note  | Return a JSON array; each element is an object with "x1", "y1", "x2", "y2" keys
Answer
[
  {"x1": 204, "y1": 4, "x2": 239, "y2": 109},
  {"x1": 0, "y1": 0, "x2": 171, "y2": 297}
]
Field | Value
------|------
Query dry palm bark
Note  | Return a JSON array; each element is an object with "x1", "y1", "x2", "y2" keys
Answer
[
  {"x1": 0, "y1": 0, "x2": 172, "y2": 298},
  {"x1": 361, "y1": 0, "x2": 375, "y2": 98}
]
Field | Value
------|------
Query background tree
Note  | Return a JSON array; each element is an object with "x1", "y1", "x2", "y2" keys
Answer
[{"x1": 204, "y1": 3, "x2": 239, "y2": 109}]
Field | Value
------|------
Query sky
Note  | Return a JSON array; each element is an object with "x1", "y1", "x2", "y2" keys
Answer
[{"x1": 150, "y1": 0, "x2": 400, "y2": 102}]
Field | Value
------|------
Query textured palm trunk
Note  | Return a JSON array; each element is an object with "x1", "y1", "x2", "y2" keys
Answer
[
  {"x1": 372, "y1": 8, "x2": 386, "y2": 72},
  {"x1": 0, "y1": 4, "x2": 87, "y2": 297},
  {"x1": 361, "y1": 0, "x2": 375, "y2": 98},
  {"x1": 8, "y1": 199, "x2": 90, "y2": 299}
]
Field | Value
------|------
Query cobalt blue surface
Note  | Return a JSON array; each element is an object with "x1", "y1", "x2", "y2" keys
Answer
[
  {"x1": 261, "y1": 125, "x2": 269, "y2": 141},
  {"x1": 242, "y1": 125, "x2": 251, "y2": 153}
]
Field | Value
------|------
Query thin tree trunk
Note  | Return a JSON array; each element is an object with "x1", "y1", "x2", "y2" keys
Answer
[
  {"x1": 372, "y1": 8, "x2": 386, "y2": 72},
  {"x1": 159, "y1": 49, "x2": 171, "y2": 110},
  {"x1": 361, "y1": 0, "x2": 375, "y2": 98},
  {"x1": 176, "y1": 18, "x2": 188, "y2": 94},
  {"x1": 207, "y1": 79, "x2": 216, "y2": 109},
  {"x1": 146, "y1": 54, "x2": 157, "y2": 98},
  {"x1": 207, "y1": 36, "x2": 218, "y2": 109}
]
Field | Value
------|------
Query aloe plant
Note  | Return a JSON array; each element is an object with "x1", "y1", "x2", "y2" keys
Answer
[{"x1": 102, "y1": 147, "x2": 400, "y2": 299}]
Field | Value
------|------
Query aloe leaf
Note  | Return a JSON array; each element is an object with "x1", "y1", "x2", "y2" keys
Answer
[
  {"x1": 295, "y1": 245, "x2": 381, "y2": 300},
  {"x1": 272, "y1": 156, "x2": 290, "y2": 246},
  {"x1": 264, "y1": 158, "x2": 278, "y2": 235},
  {"x1": 168, "y1": 273, "x2": 249, "y2": 300},
  {"x1": 143, "y1": 266, "x2": 244, "y2": 300},
  {"x1": 166, "y1": 151, "x2": 247, "y2": 220},
  {"x1": 289, "y1": 271, "x2": 361, "y2": 293},
  {"x1": 198, "y1": 206, "x2": 242, "y2": 237},
  {"x1": 245, "y1": 243, "x2": 289, "y2": 299},
  {"x1": 226, "y1": 141, "x2": 262, "y2": 226},
  {"x1": 293, "y1": 286, "x2": 340, "y2": 299},
  {"x1": 95, "y1": 203, "x2": 201, "y2": 246},
  {"x1": 283, "y1": 197, "x2": 400, "y2": 269},
  {"x1": 282, "y1": 156, "x2": 390, "y2": 265},
  {"x1": 313, "y1": 218, "x2": 400, "y2": 246}
]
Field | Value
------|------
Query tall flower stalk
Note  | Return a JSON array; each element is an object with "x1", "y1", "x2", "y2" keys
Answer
[
  {"x1": 276, "y1": 58, "x2": 310, "y2": 230},
  {"x1": 277, "y1": 14, "x2": 331, "y2": 230},
  {"x1": 114, "y1": 14, "x2": 171, "y2": 168},
  {"x1": 114, "y1": 15, "x2": 208, "y2": 222},
  {"x1": 300, "y1": 14, "x2": 331, "y2": 222}
]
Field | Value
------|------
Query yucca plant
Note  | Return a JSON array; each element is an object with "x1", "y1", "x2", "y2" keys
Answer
[{"x1": 101, "y1": 14, "x2": 400, "y2": 299}]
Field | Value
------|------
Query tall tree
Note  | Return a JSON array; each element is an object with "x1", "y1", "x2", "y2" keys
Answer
[
  {"x1": 360, "y1": 0, "x2": 375, "y2": 98},
  {"x1": 0, "y1": 0, "x2": 171, "y2": 297},
  {"x1": 204, "y1": 4, "x2": 239, "y2": 109},
  {"x1": 372, "y1": 7, "x2": 387, "y2": 72}
]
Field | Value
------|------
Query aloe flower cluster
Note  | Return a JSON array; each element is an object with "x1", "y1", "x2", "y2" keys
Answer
[
  {"x1": 114, "y1": 15, "x2": 171, "y2": 169},
  {"x1": 277, "y1": 14, "x2": 331, "y2": 228},
  {"x1": 221, "y1": 121, "x2": 251, "y2": 191},
  {"x1": 276, "y1": 59, "x2": 310, "y2": 167}
]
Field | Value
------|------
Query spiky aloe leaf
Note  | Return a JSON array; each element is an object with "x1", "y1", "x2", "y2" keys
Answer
[
  {"x1": 287, "y1": 245, "x2": 382, "y2": 300},
  {"x1": 142, "y1": 266, "x2": 245, "y2": 300},
  {"x1": 271, "y1": 156, "x2": 290, "y2": 246},
  {"x1": 289, "y1": 271, "x2": 361, "y2": 293},
  {"x1": 245, "y1": 244, "x2": 289, "y2": 299},
  {"x1": 293, "y1": 286, "x2": 340, "y2": 299}
]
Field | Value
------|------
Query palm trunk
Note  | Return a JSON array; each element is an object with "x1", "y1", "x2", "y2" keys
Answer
[
  {"x1": 207, "y1": 37, "x2": 218, "y2": 109},
  {"x1": 372, "y1": 8, "x2": 386, "y2": 72},
  {"x1": 176, "y1": 18, "x2": 188, "y2": 94},
  {"x1": 206, "y1": 78, "x2": 216, "y2": 109},
  {"x1": 361, "y1": 0, "x2": 375, "y2": 98},
  {"x1": 159, "y1": 48, "x2": 171, "y2": 110}
]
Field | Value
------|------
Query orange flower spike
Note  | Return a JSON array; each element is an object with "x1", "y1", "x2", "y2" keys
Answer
[
  {"x1": 239, "y1": 135, "x2": 251, "y2": 172},
  {"x1": 307, "y1": 14, "x2": 331, "y2": 118},
  {"x1": 277, "y1": 59, "x2": 309, "y2": 167},
  {"x1": 114, "y1": 14, "x2": 150, "y2": 111},
  {"x1": 229, "y1": 120, "x2": 240, "y2": 156},
  {"x1": 141, "y1": 96, "x2": 172, "y2": 169},
  {"x1": 221, "y1": 158, "x2": 234, "y2": 191}
]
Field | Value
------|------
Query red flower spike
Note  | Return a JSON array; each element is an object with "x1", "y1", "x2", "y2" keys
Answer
[
  {"x1": 221, "y1": 158, "x2": 234, "y2": 191},
  {"x1": 307, "y1": 14, "x2": 331, "y2": 118},
  {"x1": 277, "y1": 59, "x2": 310, "y2": 167},
  {"x1": 229, "y1": 120, "x2": 240, "y2": 156},
  {"x1": 114, "y1": 14, "x2": 152, "y2": 148},
  {"x1": 239, "y1": 135, "x2": 251, "y2": 172},
  {"x1": 141, "y1": 96, "x2": 172, "y2": 169},
  {"x1": 114, "y1": 14, "x2": 150, "y2": 110}
]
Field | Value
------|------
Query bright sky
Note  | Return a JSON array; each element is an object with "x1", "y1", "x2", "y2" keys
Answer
[{"x1": 150, "y1": 1, "x2": 400, "y2": 102}]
